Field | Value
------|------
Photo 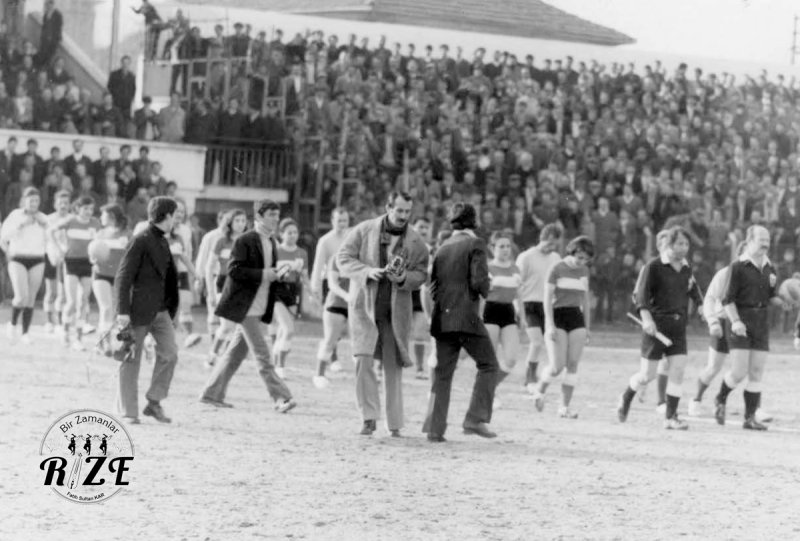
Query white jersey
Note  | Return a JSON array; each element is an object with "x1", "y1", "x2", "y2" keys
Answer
[
  {"x1": 46, "y1": 211, "x2": 70, "y2": 263},
  {"x1": 1, "y1": 209, "x2": 47, "y2": 257},
  {"x1": 516, "y1": 246, "x2": 561, "y2": 302},
  {"x1": 703, "y1": 266, "x2": 731, "y2": 324}
]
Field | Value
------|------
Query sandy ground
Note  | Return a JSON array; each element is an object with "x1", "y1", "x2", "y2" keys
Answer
[{"x1": 2, "y1": 316, "x2": 800, "y2": 541}]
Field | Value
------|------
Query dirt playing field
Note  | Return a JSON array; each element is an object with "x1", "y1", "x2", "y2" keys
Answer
[{"x1": 2, "y1": 315, "x2": 800, "y2": 541}]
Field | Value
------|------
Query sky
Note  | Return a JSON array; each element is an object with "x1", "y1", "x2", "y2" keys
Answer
[{"x1": 548, "y1": 0, "x2": 800, "y2": 66}]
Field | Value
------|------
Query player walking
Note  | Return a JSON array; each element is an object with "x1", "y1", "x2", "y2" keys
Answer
[
  {"x1": 617, "y1": 226, "x2": 703, "y2": 429},
  {"x1": 272, "y1": 218, "x2": 309, "y2": 379},
  {"x1": 533, "y1": 236, "x2": 594, "y2": 419},
  {"x1": 312, "y1": 257, "x2": 349, "y2": 389},
  {"x1": 90, "y1": 204, "x2": 129, "y2": 354},
  {"x1": 310, "y1": 208, "x2": 350, "y2": 373},
  {"x1": 0, "y1": 187, "x2": 48, "y2": 344},
  {"x1": 713, "y1": 225, "x2": 787, "y2": 431},
  {"x1": 51, "y1": 196, "x2": 100, "y2": 351},
  {"x1": 516, "y1": 224, "x2": 562, "y2": 393},
  {"x1": 484, "y1": 232, "x2": 522, "y2": 402}
]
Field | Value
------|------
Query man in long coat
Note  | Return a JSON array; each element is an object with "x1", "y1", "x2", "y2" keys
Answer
[{"x1": 337, "y1": 191, "x2": 429, "y2": 437}]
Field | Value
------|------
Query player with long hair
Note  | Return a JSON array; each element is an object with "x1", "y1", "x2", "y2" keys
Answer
[
  {"x1": 206, "y1": 208, "x2": 248, "y2": 367},
  {"x1": 272, "y1": 218, "x2": 310, "y2": 379},
  {"x1": 90, "y1": 204, "x2": 129, "y2": 355},
  {"x1": 617, "y1": 226, "x2": 703, "y2": 430},
  {"x1": 532, "y1": 236, "x2": 594, "y2": 419}
]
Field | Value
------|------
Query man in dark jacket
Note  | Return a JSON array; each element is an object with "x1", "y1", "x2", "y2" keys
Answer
[
  {"x1": 107, "y1": 55, "x2": 137, "y2": 120},
  {"x1": 199, "y1": 199, "x2": 296, "y2": 413},
  {"x1": 115, "y1": 196, "x2": 180, "y2": 424},
  {"x1": 38, "y1": 0, "x2": 63, "y2": 67},
  {"x1": 422, "y1": 203, "x2": 503, "y2": 442}
]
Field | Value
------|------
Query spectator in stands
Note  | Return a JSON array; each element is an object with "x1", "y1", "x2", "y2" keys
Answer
[
  {"x1": 158, "y1": 92, "x2": 185, "y2": 143},
  {"x1": 227, "y1": 23, "x2": 249, "y2": 58},
  {"x1": 108, "y1": 55, "x2": 137, "y2": 122},
  {"x1": 13, "y1": 84, "x2": 33, "y2": 129},
  {"x1": 92, "y1": 92, "x2": 124, "y2": 138},
  {"x1": 133, "y1": 96, "x2": 159, "y2": 141},
  {"x1": 133, "y1": 0, "x2": 163, "y2": 61},
  {"x1": 185, "y1": 99, "x2": 216, "y2": 145},
  {"x1": 48, "y1": 56, "x2": 70, "y2": 87},
  {"x1": 37, "y1": 0, "x2": 62, "y2": 68},
  {"x1": 116, "y1": 163, "x2": 139, "y2": 202},
  {"x1": 125, "y1": 185, "x2": 149, "y2": 226}
]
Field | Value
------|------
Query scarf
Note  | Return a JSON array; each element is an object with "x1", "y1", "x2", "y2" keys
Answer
[{"x1": 379, "y1": 215, "x2": 408, "y2": 268}]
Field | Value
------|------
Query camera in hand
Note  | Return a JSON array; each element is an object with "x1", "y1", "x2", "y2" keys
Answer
[
  {"x1": 386, "y1": 249, "x2": 408, "y2": 276},
  {"x1": 112, "y1": 325, "x2": 136, "y2": 363}
]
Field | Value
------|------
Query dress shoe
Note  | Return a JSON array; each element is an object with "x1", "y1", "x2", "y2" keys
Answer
[
  {"x1": 743, "y1": 417, "x2": 768, "y2": 431},
  {"x1": 462, "y1": 421, "x2": 497, "y2": 439},
  {"x1": 390, "y1": 429, "x2": 401, "y2": 438},
  {"x1": 714, "y1": 399, "x2": 726, "y2": 426},
  {"x1": 143, "y1": 402, "x2": 171, "y2": 423},
  {"x1": 359, "y1": 420, "x2": 376, "y2": 435},
  {"x1": 427, "y1": 433, "x2": 446, "y2": 443},
  {"x1": 274, "y1": 399, "x2": 297, "y2": 414},
  {"x1": 200, "y1": 396, "x2": 234, "y2": 408}
]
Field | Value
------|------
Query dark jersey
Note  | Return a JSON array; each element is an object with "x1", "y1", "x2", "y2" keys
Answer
[{"x1": 634, "y1": 256, "x2": 703, "y2": 318}]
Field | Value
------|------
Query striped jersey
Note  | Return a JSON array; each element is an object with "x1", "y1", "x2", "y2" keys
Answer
[
  {"x1": 486, "y1": 262, "x2": 522, "y2": 304},
  {"x1": 276, "y1": 245, "x2": 309, "y2": 284},
  {"x1": 94, "y1": 229, "x2": 130, "y2": 278},
  {"x1": 547, "y1": 260, "x2": 590, "y2": 308},
  {"x1": 63, "y1": 216, "x2": 101, "y2": 259}
]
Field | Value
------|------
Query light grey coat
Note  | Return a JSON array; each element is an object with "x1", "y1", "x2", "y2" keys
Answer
[{"x1": 337, "y1": 216, "x2": 429, "y2": 365}]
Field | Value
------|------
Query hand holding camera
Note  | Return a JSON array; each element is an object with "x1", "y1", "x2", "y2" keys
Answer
[{"x1": 385, "y1": 250, "x2": 408, "y2": 284}]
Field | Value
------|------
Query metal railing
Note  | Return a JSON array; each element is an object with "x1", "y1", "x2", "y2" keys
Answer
[
  {"x1": 143, "y1": 56, "x2": 288, "y2": 117},
  {"x1": 204, "y1": 138, "x2": 294, "y2": 189}
]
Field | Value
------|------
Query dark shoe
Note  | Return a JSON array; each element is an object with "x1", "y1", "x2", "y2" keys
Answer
[
  {"x1": 143, "y1": 403, "x2": 171, "y2": 423},
  {"x1": 743, "y1": 417, "x2": 768, "y2": 431},
  {"x1": 274, "y1": 399, "x2": 296, "y2": 414},
  {"x1": 359, "y1": 420, "x2": 376, "y2": 436},
  {"x1": 390, "y1": 429, "x2": 401, "y2": 438},
  {"x1": 123, "y1": 416, "x2": 140, "y2": 425},
  {"x1": 617, "y1": 393, "x2": 632, "y2": 423},
  {"x1": 714, "y1": 399, "x2": 726, "y2": 426},
  {"x1": 200, "y1": 396, "x2": 233, "y2": 408},
  {"x1": 462, "y1": 421, "x2": 497, "y2": 439},
  {"x1": 427, "y1": 433, "x2": 446, "y2": 443}
]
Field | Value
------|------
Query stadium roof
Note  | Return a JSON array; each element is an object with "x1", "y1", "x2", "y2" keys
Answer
[{"x1": 178, "y1": 0, "x2": 635, "y2": 46}]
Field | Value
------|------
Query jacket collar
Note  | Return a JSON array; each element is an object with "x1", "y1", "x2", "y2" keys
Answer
[
  {"x1": 451, "y1": 229, "x2": 476, "y2": 238},
  {"x1": 660, "y1": 253, "x2": 689, "y2": 267},
  {"x1": 739, "y1": 253, "x2": 771, "y2": 270}
]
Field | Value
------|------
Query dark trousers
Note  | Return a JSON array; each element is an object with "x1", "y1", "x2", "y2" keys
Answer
[{"x1": 423, "y1": 332, "x2": 499, "y2": 437}]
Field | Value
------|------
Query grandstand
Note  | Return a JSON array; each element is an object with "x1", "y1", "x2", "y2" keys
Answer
[{"x1": 177, "y1": 0, "x2": 635, "y2": 46}]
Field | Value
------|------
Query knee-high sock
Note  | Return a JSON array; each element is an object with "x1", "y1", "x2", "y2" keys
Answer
[
  {"x1": 525, "y1": 362, "x2": 538, "y2": 384},
  {"x1": 21, "y1": 307, "x2": 34, "y2": 334},
  {"x1": 743, "y1": 390, "x2": 760, "y2": 419},
  {"x1": 695, "y1": 378, "x2": 710, "y2": 401},
  {"x1": 414, "y1": 343, "x2": 426, "y2": 371},
  {"x1": 716, "y1": 379, "x2": 734, "y2": 404},
  {"x1": 11, "y1": 307, "x2": 21, "y2": 326},
  {"x1": 657, "y1": 374, "x2": 668, "y2": 405}
]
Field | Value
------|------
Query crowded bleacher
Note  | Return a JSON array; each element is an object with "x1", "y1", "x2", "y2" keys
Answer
[{"x1": 2, "y1": 1, "x2": 800, "y2": 326}]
